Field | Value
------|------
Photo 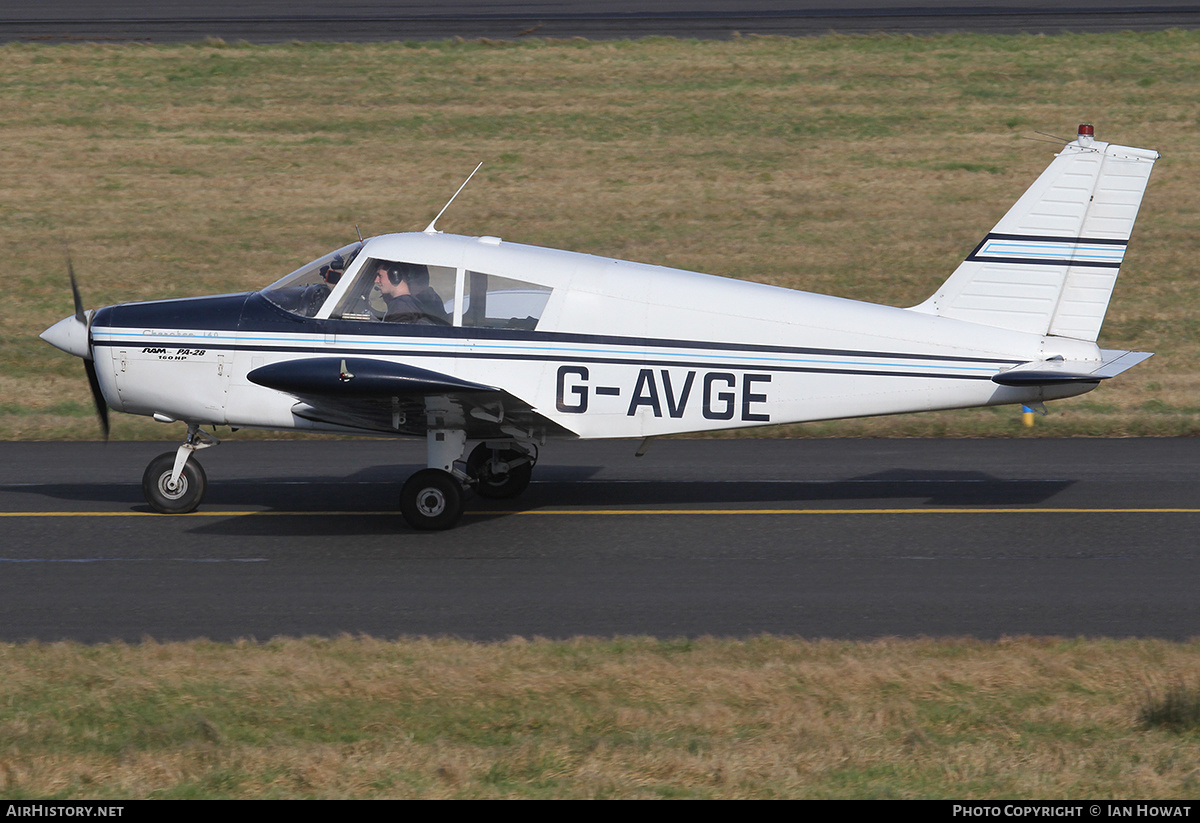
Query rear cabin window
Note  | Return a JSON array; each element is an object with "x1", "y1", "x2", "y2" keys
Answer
[{"x1": 453, "y1": 272, "x2": 552, "y2": 331}]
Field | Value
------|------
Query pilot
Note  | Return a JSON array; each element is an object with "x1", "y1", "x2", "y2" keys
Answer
[{"x1": 376, "y1": 261, "x2": 451, "y2": 325}]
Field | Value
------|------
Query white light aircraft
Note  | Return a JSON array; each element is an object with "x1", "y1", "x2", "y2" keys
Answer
[{"x1": 42, "y1": 125, "x2": 1158, "y2": 529}]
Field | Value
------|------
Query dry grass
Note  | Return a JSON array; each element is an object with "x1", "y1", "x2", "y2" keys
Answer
[
  {"x1": 0, "y1": 636, "x2": 1196, "y2": 799},
  {"x1": 3, "y1": 33, "x2": 1200, "y2": 438}
]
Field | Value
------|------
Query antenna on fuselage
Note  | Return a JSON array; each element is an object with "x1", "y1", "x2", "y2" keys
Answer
[{"x1": 424, "y1": 162, "x2": 483, "y2": 234}]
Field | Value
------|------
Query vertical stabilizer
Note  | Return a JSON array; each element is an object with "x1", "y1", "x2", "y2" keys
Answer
[{"x1": 912, "y1": 126, "x2": 1158, "y2": 342}]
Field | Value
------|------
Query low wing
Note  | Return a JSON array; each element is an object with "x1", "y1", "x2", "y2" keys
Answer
[
  {"x1": 247, "y1": 357, "x2": 577, "y2": 439},
  {"x1": 991, "y1": 349, "x2": 1153, "y2": 387}
]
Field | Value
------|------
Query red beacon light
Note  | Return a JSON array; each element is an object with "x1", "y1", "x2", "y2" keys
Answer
[{"x1": 1078, "y1": 124, "x2": 1095, "y2": 138}]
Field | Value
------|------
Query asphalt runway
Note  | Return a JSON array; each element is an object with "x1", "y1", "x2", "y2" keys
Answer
[
  {"x1": 4, "y1": 1, "x2": 1200, "y2": 42},
  {"x1": 2, "y1": 438, "x2": 1197, "y2": 643},
  {"x1": 8, "y1": 7, "x2": 1196, "y2": 641}
]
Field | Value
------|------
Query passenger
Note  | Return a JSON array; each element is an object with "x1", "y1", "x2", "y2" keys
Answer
[
  {"x1": 375, "y1": 262, "x2": 451, "y2": 325},
  {"x1": 319, "y1": 254, "x2": 346, "y2": 285}
]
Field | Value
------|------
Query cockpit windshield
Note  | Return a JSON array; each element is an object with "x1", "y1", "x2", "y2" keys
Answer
[{"x1": 260, "y1": 241, "x2": 363, "y2": 318}]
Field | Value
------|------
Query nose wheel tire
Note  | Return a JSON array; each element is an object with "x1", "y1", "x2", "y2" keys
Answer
[
  {"x1": 400, "y1": 469, "x2": 464, "y2": 531},
  {"x1": 466, "y1": 444, "x2": 533, "y2": 500},
  {"x1": 142, "y1": 452, "x2": 207, "y2": 514}
]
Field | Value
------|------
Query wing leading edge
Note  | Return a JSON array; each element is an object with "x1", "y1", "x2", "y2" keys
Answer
[{"x1": 247, "y1": 357, "x2": 576, "y2": 439}]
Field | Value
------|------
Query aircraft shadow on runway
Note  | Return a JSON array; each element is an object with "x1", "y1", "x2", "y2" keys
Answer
[{"x1": 5, "y1": 467, "x2": 1074, "y2": 536}]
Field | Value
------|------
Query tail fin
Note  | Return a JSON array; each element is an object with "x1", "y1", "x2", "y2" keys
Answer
[{"x1": 911, "y1": 125, "x2": 1158, "y2": 342}]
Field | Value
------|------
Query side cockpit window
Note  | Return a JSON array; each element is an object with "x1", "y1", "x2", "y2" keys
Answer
[
  {"x1": 331, "y1": 259, "x2": 456, "y2": 325},
  {"x1": 261, "y1": 241, "x2": 362, "y2": 318},
  {"x1": 452, "y1": 272, "x2": 552, "y2": 331}
]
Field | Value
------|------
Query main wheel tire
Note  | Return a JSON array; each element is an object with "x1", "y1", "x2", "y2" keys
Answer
[
  {"x1": 142, "y1": 452, "x2": 207, "y2": 514},
  {"x1": 466, "y1": 444, "x2": 533, "y2": 500},
  {"x1": 400, "y1": 469, "x2": 464, "y2": 530}
]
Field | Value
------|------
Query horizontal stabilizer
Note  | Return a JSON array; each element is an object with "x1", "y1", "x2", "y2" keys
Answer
[{"x1": 992, "y1": 349, "x2": 1153, "y2": 386}]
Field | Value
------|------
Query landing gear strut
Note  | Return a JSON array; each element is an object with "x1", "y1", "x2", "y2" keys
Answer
[{"x1": 141, "y1": 424, "x2": 218, "y2": 514}]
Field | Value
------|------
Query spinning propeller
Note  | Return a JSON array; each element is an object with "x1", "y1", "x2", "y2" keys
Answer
[{"x1": 40, "y1": 251, "x2": 110, "y2": 439}]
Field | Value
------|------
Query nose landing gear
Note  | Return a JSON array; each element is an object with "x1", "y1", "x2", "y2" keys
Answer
[{"x1": 141, "y1": 424, "x2": 219, "y2": 514}]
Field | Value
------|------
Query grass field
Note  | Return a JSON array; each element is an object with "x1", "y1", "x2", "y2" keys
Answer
[
  {"x1": 3, "y1": 34, "x2": 1199, "y2": 800},
  {"x1": 0, "y1": 636, "x2": 1197, "y2": 800},
  {"x1": 2, "y1": 31, "x2": 1199, "y2": 439}
]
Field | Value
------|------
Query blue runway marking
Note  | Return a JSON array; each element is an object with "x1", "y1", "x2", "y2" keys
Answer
[{"x1": 0, "y1": 557, "x2": 268, "y2": 563}]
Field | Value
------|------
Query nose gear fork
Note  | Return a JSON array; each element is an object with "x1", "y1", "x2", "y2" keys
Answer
[{"x1": 170, "y1": 424, "x2": 221, "y2": 488}]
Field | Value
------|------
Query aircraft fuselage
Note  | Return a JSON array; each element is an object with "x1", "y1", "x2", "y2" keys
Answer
[{"x1": 87, "y1": 232, "x2": 1096, "y2": 441}]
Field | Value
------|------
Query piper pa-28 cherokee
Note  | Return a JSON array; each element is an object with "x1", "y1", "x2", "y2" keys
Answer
[{"x1": 42, "y1": 125, "x2": 1158, "y2": 529}]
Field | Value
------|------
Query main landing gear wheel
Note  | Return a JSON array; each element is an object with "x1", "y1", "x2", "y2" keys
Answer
[
  {"x1": 466, "y1": 443, "x2": 533, "y2": 500},
  {"x1": 142, "y1": 452, "x2": 207, "y2": 514},
  {"x1": 400, "y1": 469, "x2": 464, "y2": 531}
]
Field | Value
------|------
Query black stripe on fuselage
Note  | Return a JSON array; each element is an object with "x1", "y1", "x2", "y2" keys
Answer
[
  {"x1": 92, "y1": 336, "x2": 1003, "y2": 382},
  {"x1": 95, "y1": 292, "x2": 1023, "y2": 371}
]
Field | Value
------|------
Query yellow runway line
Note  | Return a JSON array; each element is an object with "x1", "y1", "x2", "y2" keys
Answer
[{"x1": 474, "y1": 508, "x2": 1200, "y2": 515}]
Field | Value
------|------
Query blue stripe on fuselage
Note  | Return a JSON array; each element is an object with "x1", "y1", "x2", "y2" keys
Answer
[{"x1": 89, "y1": 290, "x2": 1017, "y2": 381}]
